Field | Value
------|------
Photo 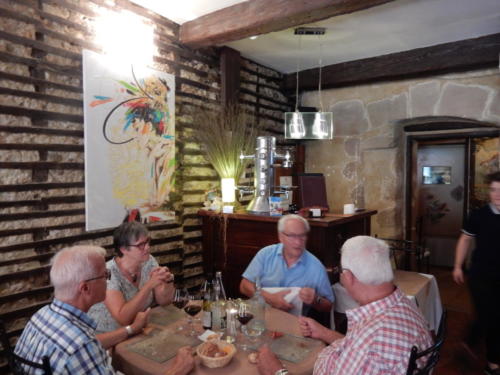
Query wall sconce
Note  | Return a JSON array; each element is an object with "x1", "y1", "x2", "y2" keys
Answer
[{"x1": 284, "y1": 28, "x2": 333, "y2": 140}]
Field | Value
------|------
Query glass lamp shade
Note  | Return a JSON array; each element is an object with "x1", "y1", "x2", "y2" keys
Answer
[
  {"x1": 221, "y1": 177, "x2": 236, "y2": 203},
  {"x1": 284, "y1": 112, "x2": 333, "y2": 139}
]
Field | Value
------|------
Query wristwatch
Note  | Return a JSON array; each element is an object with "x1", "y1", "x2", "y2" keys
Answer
[
  {"x1": 125, "y1": 325, "x2": 134, "y2": 336},
  {"x1": 275, "y1": 369, "x2": 289, "y2": 375}
]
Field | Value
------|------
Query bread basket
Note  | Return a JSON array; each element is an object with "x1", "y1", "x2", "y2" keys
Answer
[{"x1": 196, "y1": 339, "x2": 236, "y2": 368}]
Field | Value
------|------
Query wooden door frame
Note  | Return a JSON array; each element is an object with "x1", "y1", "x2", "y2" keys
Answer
[{"x1": 404, "y1": 126, "x2": 499, "y2": 242}]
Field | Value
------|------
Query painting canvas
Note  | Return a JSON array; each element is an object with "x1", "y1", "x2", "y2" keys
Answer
[
  {"x1": 83, "y1": 49, "x2": 175, "y2": 231},
  {"x1": 471, "y1": 136, "x2": 499, "y2": 209}
]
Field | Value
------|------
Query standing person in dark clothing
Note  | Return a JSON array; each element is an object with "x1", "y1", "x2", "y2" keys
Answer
[{"x1": 453, "y1": 171, "x2": 500, "y2": 375}]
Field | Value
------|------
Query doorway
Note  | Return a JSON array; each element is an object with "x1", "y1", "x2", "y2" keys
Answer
[
  {"x1": 406, "y1": 125, "x2": 499, "y2": 269},
  {"x1": 415, "y1": 142, "x2": 466, "y2": 266}
]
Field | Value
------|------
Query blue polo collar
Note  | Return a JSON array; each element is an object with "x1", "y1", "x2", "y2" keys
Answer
[{"x1": 277, "y1": 243, "x2": 307, "y2": 267}]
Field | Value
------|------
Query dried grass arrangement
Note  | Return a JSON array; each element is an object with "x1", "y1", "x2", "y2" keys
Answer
[{"x1": 192, "y1": 104, "x2": 258, "y2": 181}]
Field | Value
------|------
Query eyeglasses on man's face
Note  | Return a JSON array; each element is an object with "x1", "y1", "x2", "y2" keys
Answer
[
  {"x1": 281, "y1": 232, "x2": 308, "y2": 240},
  {"x1": 85, "y1": 269, "x2": 111, "y2": 282},
  {"x1": 127, "y1": 237, "x2": 151, "y2": 250}
]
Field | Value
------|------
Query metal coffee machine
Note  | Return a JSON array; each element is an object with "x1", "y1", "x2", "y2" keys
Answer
[{"x1": 240, "y1": 136, "x2": 293, "y2": 214}]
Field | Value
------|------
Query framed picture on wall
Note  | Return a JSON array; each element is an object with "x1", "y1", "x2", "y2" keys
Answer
[
  {"x1": 470, "y1": 136, "x2": 500, "y2": 210},
  {"x1": 83, "y1": 49, "x2": 176, "y2": 231}
]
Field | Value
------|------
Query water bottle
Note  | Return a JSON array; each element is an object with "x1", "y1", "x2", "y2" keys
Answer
[
  {"x1": 212, "y1": 271, "x2": 227, "y2": 330},
  {"x1": 247, "y1": 277, "x2": 266, "y2": 338},
  {"x1": 211, "y1": 282, "x2": 223, "y2": 331}
]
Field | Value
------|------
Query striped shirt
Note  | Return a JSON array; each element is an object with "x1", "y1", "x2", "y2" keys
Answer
[
  {"x1": 314, "y1": 288, "x2": 433, "y2": 375},
  {"x1": 14, "y1": 299, "x2": 115, "y2": 374}
]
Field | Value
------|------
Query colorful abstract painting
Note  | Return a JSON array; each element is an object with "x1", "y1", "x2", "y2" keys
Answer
[
  {"x1": 83, "y1": 50, "x2": 175, "y2": 231},
  {"x1": 471, "y1": 136, "x2": 499, "y2": 209}
]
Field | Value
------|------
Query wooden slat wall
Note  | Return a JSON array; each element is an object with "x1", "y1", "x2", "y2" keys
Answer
[{"x1": 0, "y1": 0, "x2": 292, "y2": 371}]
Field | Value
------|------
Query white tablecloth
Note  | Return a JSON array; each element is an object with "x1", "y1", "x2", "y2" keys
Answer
[{"x1": 332, "y1": 271, "x2": 443, "y2": 331}]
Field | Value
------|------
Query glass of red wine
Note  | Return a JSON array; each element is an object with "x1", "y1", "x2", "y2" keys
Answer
[
  {"x1": 173, "y1": 287, "x2": 188, "y2": 331},
  {"x1": 184, "y1": 295, "x2": 202, "y2": 336},
  {"x1": 237, "y1": 301, "x2": 254, "y2": 351}
]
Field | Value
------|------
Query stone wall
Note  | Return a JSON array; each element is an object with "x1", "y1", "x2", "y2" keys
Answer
[
  {"x1": 0, "y1": 1, "x2": 289, "y2": 370},
  {"x1": 301, "y1": 68, "x2": 500, "y2": 238}
]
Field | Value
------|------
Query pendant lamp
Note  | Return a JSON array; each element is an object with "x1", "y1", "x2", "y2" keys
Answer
[{"x1": 284, "y1": 28, "x2": 333, "y2": 140}]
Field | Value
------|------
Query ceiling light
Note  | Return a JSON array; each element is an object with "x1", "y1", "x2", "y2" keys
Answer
[
  {"x1": 249, "y1": 35, "x2": 258, "y2": 40},
  {"x1": 284, "y1": 29, "x2": 333, "y2": 140}
]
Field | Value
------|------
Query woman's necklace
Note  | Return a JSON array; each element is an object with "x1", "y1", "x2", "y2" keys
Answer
[{"x1": 117, "y1": 258, "x2": 139, "y2": 283}]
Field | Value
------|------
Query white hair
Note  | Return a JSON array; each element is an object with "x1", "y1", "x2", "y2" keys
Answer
[
  {"x1": 50, "y1": 245, "x2": 106, "y2": 300},
  {"x1": 277, "y1": 214, "x2": 310, "y2": 233},
  {"x1": 341, "y1": 236, "x2": 393, "y2": 285}
]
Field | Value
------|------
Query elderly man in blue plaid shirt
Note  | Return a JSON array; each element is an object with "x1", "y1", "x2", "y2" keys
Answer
[{"x1": 14, "y1": 245, "x2": 194, "y2": 375}]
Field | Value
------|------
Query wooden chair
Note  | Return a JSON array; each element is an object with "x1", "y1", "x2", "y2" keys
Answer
[
  {"x1": 406, "y1": 310, "x2": 447, "y2": 375},
  {"x1": 0, "y1": 320, "x2": 52, "y2": 375}
]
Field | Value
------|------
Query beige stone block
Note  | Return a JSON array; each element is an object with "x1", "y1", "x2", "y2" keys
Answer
[
  {"x1": 437, "y1": 82, "x2": 489, "y2": 118},
  {"x1": 342, "y1": 161, "x2": 357, "y2": 180},
  {"x1": 184, "y1": 230, "x2": 201, "y2": 239},
  {"x1": 361, "y1": 135, "x2": 395, "y2": 150},
  {"x1": 183, "y1": 218, "x2": 201, "y2": 226},
  {"x1": 182, "y1": 167, "x2": 216, "y2": 177},
  {"x1": 409, "y1": 81, "x2": 440, "y2": 117},
  {"x1": 344, "y1": 138, "x2": 360, "y2": 157},
  {"x1": 367, "y1": 93, "x2": 408, "y2": 129},
  {"x1": 185, "y1": 242, "x2": 203, "y2": 254},
  {"x1": 0, "y1": 114, "x2": 31, "y2": 125},
  {"x1": 48, "y1": 170, "x2": 84, "y2": 182},
  {"x1": 0, "y1": 169, "x2": 31, "y2": 184},
  {"x1": 183, "y1": 180, "x2": 218, "y2": 191},
  {"x1": 331, "y1": 100, "x2": 369, "y2": 136},
  {"x1": 183, "y1": 194, "x2": 204, "y2": 204},
  {"x1": 487, "y1": 89, "x2": 500, "y2": 120}
]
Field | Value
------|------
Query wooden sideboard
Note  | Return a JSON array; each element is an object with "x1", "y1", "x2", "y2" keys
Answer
[{"x1": 199, "y1": 210, "x2": 377, "y2": 298}]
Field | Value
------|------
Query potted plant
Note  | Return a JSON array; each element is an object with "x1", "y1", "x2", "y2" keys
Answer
[{"x1": 192, "y1": 104, "x2": 258, "y2": 209}]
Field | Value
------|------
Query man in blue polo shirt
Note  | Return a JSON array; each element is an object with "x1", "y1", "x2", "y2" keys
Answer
[{"x1": 240, "y1": 214, "x2": 334, "y2": 314}]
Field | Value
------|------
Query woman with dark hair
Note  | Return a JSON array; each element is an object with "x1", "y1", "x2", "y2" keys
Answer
[{"x1": 89, "y1": 221, "x2": 174, "y2": 333}]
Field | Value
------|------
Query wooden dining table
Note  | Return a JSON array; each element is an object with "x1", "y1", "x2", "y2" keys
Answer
[{"x1": 113, "y1": 305, "x2": 325, "y2": 375}]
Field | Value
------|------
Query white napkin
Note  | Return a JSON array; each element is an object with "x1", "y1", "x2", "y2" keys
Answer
[
  {"x1": 262, "y1": 287, "x2": 303, "y2": 316},
  {"x1": 198, "y1": 330, "x2": 222, "y2": 342}
]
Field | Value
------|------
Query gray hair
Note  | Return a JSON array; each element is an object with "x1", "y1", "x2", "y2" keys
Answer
[
  {"x1": 113, "y1": 221, "x2": 149, "y2": 257},
  {"x1": 50, "y1": 245, "x2": 106, "y2": 300},
  {"x1": 341, "y1": 236, "x2": 393, "y2": 285},
  {"x1": 277, "y1": 214, "x2": 310, "y2": 233}
]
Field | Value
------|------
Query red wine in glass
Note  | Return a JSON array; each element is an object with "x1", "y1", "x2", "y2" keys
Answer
[
  {"x1": 173, "y1": 300, "x2": 187, "y2": 309},
  {"x1": 184, "y1": 305, "x2": 202, "y2": 317},
  {"x1": 237, "y1": 313, "x2": 254, "y2": 325}
]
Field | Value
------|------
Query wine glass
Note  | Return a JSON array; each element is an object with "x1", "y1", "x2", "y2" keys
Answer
[
  {"x1": 173, "y1": 287, "x2": 188, "y2": 331},
  {"x1": 184, "y1": 294, "x2": 202, "y2": 336},
  {"x1": 237, "y1": 301, "x2": 254, "y2": 351}
]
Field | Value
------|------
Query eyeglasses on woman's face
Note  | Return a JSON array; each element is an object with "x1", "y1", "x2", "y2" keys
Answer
[
  {"x1": 127, "y1": 237, "x2": 151, "y2": 250},
  {"x1": 85, "y1": 269, "x2": 111, "y2": 282}
]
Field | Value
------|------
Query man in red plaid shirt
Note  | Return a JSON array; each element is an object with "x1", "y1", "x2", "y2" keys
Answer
[{"x1": 257, "y1": 236, "x2": 433, "y2": 375}]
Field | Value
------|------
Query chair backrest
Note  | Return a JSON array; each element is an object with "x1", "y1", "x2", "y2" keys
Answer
[
  {"x1": 377, "y1": 237, "x2": 429, "y2": 272},
  {"x1": 0, "y1": 320, "x2": 52, "y2": 375},
  {"x1": 406, "y1": 310, "x2": 447, "y2": 375}
]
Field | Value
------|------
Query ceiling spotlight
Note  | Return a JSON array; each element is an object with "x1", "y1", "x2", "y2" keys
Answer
[{"x1": 249, "y1": 35, "x2": 258, "y2": 40}]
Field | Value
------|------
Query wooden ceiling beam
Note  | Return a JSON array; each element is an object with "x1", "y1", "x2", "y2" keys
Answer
[
  {"x1": 283, "y1": 33, "x2": 500, "y2": 92},
  {"x1": 179, "y1": 0, "x2": 395, "y2": 48}
]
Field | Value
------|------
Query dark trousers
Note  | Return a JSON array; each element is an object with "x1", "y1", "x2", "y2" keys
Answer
[{"x1": 467, "y1": 276, "x2": 500, "y2": 364}]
